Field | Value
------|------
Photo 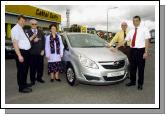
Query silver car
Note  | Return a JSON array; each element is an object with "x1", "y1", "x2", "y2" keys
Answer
[{"x1": 61, "y1": 33, "x2": 129, "y2": 86}]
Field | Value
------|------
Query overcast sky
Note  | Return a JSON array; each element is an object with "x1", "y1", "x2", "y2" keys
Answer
[{"x1": 34, "y1": 5, "x2": 155, "y2": 32}]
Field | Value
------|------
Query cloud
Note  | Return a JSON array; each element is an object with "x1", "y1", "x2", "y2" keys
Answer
[
  {"x1": 34, "y1": 5, "x2": 155, "y2": 32},
  {"x1": 118, "y1": 5, "x2": 155, "y2": 21}
]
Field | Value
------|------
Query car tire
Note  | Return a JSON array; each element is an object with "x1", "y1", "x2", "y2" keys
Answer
[{"x1": 66, "y1": 64, "x2": 79, "y2": 86}]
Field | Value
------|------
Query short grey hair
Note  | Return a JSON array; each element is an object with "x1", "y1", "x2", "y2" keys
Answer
[{"x1": 29, "y1": 19, "x2": 38, "y2": 24}]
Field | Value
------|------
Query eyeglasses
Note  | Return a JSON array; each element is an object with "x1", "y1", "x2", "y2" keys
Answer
[{"x1": 32, "y1": 24, "x2": 37, "y2": 25}]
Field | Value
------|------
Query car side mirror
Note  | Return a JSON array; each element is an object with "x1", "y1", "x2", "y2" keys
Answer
[{"x1": 64, "y1": 45, "x2": 69, "y2": 51}]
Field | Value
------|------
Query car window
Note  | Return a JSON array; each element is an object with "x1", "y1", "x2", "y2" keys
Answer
[{"x1": 67, "y1": 34, "x2": 106, "y2": 48}]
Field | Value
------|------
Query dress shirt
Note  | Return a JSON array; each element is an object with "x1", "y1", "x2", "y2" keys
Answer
[
  {"x1": 32, "y1": 29, "x2": 38, "y2": 35},
  {"x1": 11, "y1": 23, "x2": 31, "y2": 50},
  {"x1": 125, "y1": 25, "x2": 151, "y2": 48}
]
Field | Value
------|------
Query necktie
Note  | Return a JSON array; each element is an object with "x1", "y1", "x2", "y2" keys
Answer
[
  {"x1": 34, "y1": 29, "x2": 37, "y2": 34},
  {"x1": 124, "y1": 31, "x2": 127, "y2": 46},
  {"x1": 124, "y1": 31, "x2": 126, "y2": 38},
  {"x1": 131, "y1": 28, "x2": 137, "y2": 47}
]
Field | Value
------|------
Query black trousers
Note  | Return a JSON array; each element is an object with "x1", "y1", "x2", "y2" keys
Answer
[
  {"x1": 118, "y1": 46, "x2": 131, "y2": 76},
  {"x1": 30, "y1": 54, "x2": 44, "y2": 83},
  {"x1": 130, "y1": 48, "x2": 145, "y2": 85},
  {"x1": 15, "y1": 49, "x2": 30, "y2": 91}
]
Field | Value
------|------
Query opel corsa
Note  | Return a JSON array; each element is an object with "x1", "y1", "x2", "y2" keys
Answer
[{"x1": 61, "y1": 33, "x2": 129, "y2": 86}]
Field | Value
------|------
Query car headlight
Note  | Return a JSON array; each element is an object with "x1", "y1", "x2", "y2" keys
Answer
[
  {"x1": 79, "y1": 55, "x2": 99, "y2": 69},
  {"x1": 125, "y1": 58, "x2": 129, "y2": 65}
]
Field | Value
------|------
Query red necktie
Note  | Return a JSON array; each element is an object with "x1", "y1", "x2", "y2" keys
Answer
[{"x1": 131, "y1": 28, "x2": 137, "y2": 47}]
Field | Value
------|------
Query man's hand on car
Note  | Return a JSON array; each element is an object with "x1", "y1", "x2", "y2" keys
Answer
[{"x1": 110, "y1": 47, "x2": 118, "y2": 52}]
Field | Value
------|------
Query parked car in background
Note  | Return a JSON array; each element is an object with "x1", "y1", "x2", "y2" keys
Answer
[
  {"x1": 5, "y1": 39, "x2": 15, "y2": 58},
  {"x1": 61, "y1": 33, "x2": 129, "y2": 86},
  {"x1": 150, "y1": 29, "x2": 155, "y2": 43},
  {"x1": 43, "y1": 30, "x2": 51, "y2": 38}
]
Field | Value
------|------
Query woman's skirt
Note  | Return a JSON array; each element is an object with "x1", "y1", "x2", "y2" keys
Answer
[{"x1": 48, "y1": 62, "x2": 64, "y2": 74}]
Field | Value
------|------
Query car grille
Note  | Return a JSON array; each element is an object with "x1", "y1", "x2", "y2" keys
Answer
[
  {"x1": 103, "y1": 75, "x2": 124, "y2": 81},
  {"x1": 100, "y1": 60, "x2": 125, "y2": 69},
  {"x1": 84, "y1": 75, "x2": 100, "y2": 81}
]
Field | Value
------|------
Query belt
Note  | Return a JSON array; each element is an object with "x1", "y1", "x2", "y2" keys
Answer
[
  {"x1": 130, "y1": 48, "x2": 145, "y2": 50},
  {"x1": 20, "y1": 49, "x2": 30, "y2": 53},
  {"x1": 20, "y1": 49, "x2": 30, "y2": 51}
]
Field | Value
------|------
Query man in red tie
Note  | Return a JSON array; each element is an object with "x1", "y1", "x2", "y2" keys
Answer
[{"x1": 114, "y1": 16, "x2": 151, "y2": 90}]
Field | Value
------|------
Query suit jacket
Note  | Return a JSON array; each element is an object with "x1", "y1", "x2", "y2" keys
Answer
[{"x1": 27, "y1": 29, "x2": 45, "y2": 55}]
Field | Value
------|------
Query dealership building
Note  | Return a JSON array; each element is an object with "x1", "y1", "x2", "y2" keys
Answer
[{"x1": 5, "y1": 5, "x2": 61, "y2": 39}]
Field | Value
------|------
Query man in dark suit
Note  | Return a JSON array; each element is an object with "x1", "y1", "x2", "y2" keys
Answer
[{"x1": 27, "y1": 19, "x2": 45, "y2": 85}]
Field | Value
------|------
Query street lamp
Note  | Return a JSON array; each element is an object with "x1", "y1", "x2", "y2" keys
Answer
[{"x1": 107, "y1": 7, "x2": 118, "y2": 40}]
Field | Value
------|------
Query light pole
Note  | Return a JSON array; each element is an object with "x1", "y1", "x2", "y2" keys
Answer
[{"x1": 107, "y1": 7, "x2": 118, "y2": 40}]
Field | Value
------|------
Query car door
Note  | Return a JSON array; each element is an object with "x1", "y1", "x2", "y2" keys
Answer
[{"x1": 61, "y1": 35, "x2": 70, "y2": 62}]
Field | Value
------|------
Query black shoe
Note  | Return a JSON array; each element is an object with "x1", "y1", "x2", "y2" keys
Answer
[
  {"x1": 126, "y1": 82, "x2": 136, "y2": 86},
  {"x1": 37, "y1": 79, "x2": 45, "y2": 83},
  {"x1": 26, "y1": 83, "x2": 32, "y2": 87},
  {"x1": 126, "y1": 76, "x2": 130, "y2": 79},
  {"x1": 138, "y1": 85, "x2": 143, "y2": 90},
  {"x1": 31, "y1": 82, "x2": 35, "y2": 86},
  {"x1": 55, "y1": 79, "x2": 61, "y2": 82},
  {"x1": 19, "y1": 88, "x2": 32, "y2": 93},
  {"x1": 50, "y1": 79, "x2": 54, "y2": 82}
]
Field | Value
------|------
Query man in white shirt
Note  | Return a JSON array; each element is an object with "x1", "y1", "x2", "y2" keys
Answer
[
  {"x1": 113, "y1": 16, "x2": 150, "y2": 90},
  {"x1": 11, "y1": 15, "x2": 32, "y2": 93}
]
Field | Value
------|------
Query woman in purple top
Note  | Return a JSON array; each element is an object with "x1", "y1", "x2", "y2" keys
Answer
[{"x1": 45, "y1": 24, "x2": 64, "y2": 82}]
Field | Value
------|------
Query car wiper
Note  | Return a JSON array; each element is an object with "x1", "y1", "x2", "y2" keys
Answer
[
  {"x1": 73, "y1": 46, "x2": 104, "y2": 48},
  {"x1": 87, "y1": 46, "x2": 104, "y2": 48},
  {"x1": 95, "y1": 46, "x2": 105, "y2": 47},
  {"x1": 72, "y1": 46, "x2": 90, "y2": 48}
]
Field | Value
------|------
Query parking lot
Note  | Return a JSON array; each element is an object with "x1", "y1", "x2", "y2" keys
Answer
[{"x1": 5, "y1": 43, "x2": 155, "y2": 104}]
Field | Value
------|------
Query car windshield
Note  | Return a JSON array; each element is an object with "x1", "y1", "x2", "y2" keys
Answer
[{"x1": 67, "y1": 34, "x2": 106, "y2": 48}]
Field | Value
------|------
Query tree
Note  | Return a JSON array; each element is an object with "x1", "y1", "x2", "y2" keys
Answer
[{"x1": 69, "y1": 24, "x2": 81, "y2": 32}]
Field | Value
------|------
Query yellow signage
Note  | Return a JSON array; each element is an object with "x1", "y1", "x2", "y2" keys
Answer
[
  {"x1": 5, "y1": 5, "x2": 61, "y2": 23},
  {"x1": 81, "y1": 25, "x2": 87, "y2": 33}
]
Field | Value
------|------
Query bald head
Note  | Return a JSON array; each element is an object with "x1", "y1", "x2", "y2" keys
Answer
[{"x1": 121, "y1": 22, "x2": 128, "y2": 31}]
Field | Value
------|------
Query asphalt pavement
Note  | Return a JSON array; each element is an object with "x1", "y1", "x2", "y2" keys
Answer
[{"x1": 5, "y1": 43, "x2": 155, "y2": 104}]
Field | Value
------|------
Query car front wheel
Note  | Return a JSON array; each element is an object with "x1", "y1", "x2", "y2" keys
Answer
[{"x1": 66, "y1": 65, "x2": 79, "y2": 86}]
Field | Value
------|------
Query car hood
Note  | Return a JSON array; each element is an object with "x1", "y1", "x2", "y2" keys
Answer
[{"x1": 72, "y1": 47, "x2": 127, "y2": 62}]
